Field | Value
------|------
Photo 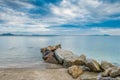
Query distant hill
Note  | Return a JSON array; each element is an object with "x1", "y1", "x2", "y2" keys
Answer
[
  {"x1": 90, "y1": 34, "x2": 110, "y2": 36},
  {"x1": 0, "y1": 33, "x2": 111, "y2": 36},
  {"x1": 0, "y1": 33, "x2": 14, "y2": 36},
  {"x1": 0, "y1": 33, "x2": 60, "y2": 36}
]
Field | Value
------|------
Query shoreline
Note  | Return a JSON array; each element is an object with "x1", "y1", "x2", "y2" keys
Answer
[
  {"x1": 0, "y1": 67, "x2": 78, "y2": 80},
  {"x1": 0, "y1": 61, "x2": 63, "y2": 69},
  {"x1": 0, "y1": 67, "x2": 120, "y2": 80}
]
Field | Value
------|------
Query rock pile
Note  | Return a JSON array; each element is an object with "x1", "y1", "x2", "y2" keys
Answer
[{"x1": 40, "y1": 44, "x2": 120, "y2": 79}]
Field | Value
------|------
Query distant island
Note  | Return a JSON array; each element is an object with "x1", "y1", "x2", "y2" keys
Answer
[
  {"x1": 90, "y1": 34, "x2": 110, "y2": 36},
  {"x1": 0, "y1": 33, "x2": 111, "y2": 36},
  {"x1": 0, "y1": 33, "x2": 60, "y2": 36},
  {"x1": 0, "y1": 33, "x2": 14, "y2": 36}
]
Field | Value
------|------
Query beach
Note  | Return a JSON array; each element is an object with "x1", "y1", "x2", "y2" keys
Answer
[
  {"x1": 0, "y1": 67, "x2": 120, "y2": 80},
  {"x1": 0, "y1": 68, "x2": 79, "y2": 80},
  {"x1": 0, "y1": 62, "x2": 76, "y2": 80}
]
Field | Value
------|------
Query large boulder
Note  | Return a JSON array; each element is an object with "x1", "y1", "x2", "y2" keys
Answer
[
  {"x1": 101, "y1": 61, "x2": 120, "y2": 78},
  {"x1": 102, "y1": 67, "x2": 120, "y2": 78},
  {"x1": 55, "y1": 49, "x2": 86, "y2": 67},
  {"x1": 63, "y1": 54, "x2": 86, "y2": 67},
  {"x1": 101, "y1": 61, "x2": 116, "y2": 70},
  {"x1": 40, "y1": 44, "x2": 61, "y2": 64},
  {"x1": 79, "y1": 54, "x2": 86, "y2": 64},
  {"x1": 55, "y1": 48, "x2": 74, "y2": 64},
  {"x1": 43, "y1": 52, "x2": 58, "y2": 64},
  {"x1": 68, "y1": 65, "x2": 83, "y2": 79},
  {"x1": 102, "y1": 67, "x2": 112, "y2": 77},
  {"x1": 41, "y1": 50, "x2": 58, "y2": 64},
  {"x1": 116, "y1": 77, "x2": 120, "y2": 80},
  {"x1": 85, "y1": 59, "x2": 102, "y2": 72},
  {"x1": 110, "y1": 67, "x2": 120, "y2": 78}
]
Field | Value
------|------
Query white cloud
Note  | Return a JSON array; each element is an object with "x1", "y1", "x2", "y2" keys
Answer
[
  {"x1": 0, "y1": 0, "x2": 120, "y2": 35},
  {"x1": 50, "y1": 0, "x2": 120, "y2": 24},
  {"x1": 91, "y1": 28, "x2": 120, "y2": 35},
  {"x1": 0, "y1": 5, "x2": 50, "y2": 32},
  {"x1": 14, "y1": 0, "x2": 36, "y2": 9}
]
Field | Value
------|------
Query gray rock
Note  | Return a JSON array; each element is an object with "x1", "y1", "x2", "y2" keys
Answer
[
  {"x1": 55, "y1": 48, "x2": 74, "y2": 64},
  {"x1": 115, "y1": 77, "x2": 120, "y2": 80},
  {"x1": 101, "y1": 61, "x2": 116, "y2": 70},
  {"x1": 80, "y1": 71, "x2": 117, "y2": 80},
  {"x1": 63, "y1": 55, "x2": 78, "y2": 67},
  {"x1": 78, "y1": 54, "x2": 86, "y2": 65},
  {"x1": 102, "y1": 67, "x2": 120, "y2": 78},
  {"x1": 85, "y1": 59, "x2": 102, "y2": 72},
  {"x1": 110, "y1": 67, "x2": 120, "y2": 78},
  {"x1": 80, "y1": 65, "x2": 90, "y2": 71},
  {"x1": 99, "y1": 77, "x2": 115, "y2": 80},
  {"x1": 63, "y1": 55, "x2": 86, "y2": 67},
  {"x1": 102, "y1": 68, "x2": 112, "y2": 77}
]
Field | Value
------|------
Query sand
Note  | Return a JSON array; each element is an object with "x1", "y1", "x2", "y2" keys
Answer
[{"x1": 0, "y1": 68, "x2": 79, "y2": 80}]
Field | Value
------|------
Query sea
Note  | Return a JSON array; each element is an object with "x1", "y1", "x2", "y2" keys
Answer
[{"x1": 0, "y1": 36, "x2": 120, "y2": 68}]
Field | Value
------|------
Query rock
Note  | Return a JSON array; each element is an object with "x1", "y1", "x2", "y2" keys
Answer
[
  {"x1": 85, "y1": 59, "x2": 101, "y2": 72},
  {"x1": 42, "y1": 51, "x2": 58, "y2": 64},
  {"x1": 110, "y1": 67, "x2": 120, "y2": 78},
  {"x1": 41, "y1": 44, "x2": 61, "y2": 53},
  {"x1": 80, "y1": 71, "x2": 118, "y2": 80},
  {"x1": 80, "y1": 71, "x2": 99, "y2": 80},
  {"x1": 55, "y1": 48, "x2": 74, "y2": 64},
  {"x1": 68, "y1": 65, "x2": 83, "y2": 79},
  {"x1": 40, "y1": 44, "x2": 61, "y2": 64},
  {"x1": 101, "y1": 61, "x2": 116, "y2": 70},
  {"x1": 78, "y1": 54, "x2": 86, "y2": 65},
  {"x1": 41, "y1": 48, "x2": 48, "y2": 54},
  {"x1": 102, "y1": 68, "x2": 112, "y2": 77},
  {"x1": 115, "y1": 77, "x2": 120, "y2": 80},
  {"x1": 99, "y1": 77, "x2": 115, "y2": 80},
  {"x1": 80, "y1": 65, "x2": 90, "y2": 71},
  {"x1": 101, "y1": 61, "x2": 120, "y2": 78},
  {"x1": 63, "y1": 55, "x2": 86, "y2": 67},
  {"x1": 63, "y1": 55, "x2": 79, "y2": 67},
  {"x1": 41, "y1": 48, "x2": 58, "y2": 64},
  {"x1": 47, "y1": 44, "x2": 61, "y2": 51},
  {"x1": 102, "y1": 67, "x2": 120, "y2": 78},
  {"x1": 55, "y1": 49, "x2": 87, "y2": 67}
]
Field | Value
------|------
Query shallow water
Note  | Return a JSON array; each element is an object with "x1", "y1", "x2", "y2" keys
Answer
[{"x1": 0, "y1": 36, "x2": 120, "y2": 68}]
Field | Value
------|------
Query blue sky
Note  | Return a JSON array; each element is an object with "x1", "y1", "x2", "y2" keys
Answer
[{"x1": 0, "y1": 0, "x2": 120, "y2": 35}]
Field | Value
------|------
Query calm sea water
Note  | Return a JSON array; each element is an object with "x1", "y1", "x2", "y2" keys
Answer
[{"x1": 0, "y1": 36, "x2": 120, "y2": 68}]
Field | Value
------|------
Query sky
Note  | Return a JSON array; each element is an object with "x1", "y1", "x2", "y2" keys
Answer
[{"x1": 0, "y1": 0, "x2": 120, "y2": 35}]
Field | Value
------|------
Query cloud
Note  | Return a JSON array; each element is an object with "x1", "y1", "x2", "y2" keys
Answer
[
  {"x1": 0, "y1": 0, "x2": 120, "y2": 35},
  {"x1": 50, "y1": 0, "x2": 120, "y2": 25},
  {"x1": 91, "y1": 28, "x2": 120, "y2": 35}
]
